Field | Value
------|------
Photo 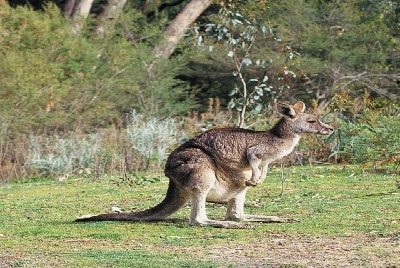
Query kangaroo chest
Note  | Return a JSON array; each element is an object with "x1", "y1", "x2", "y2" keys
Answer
[
  {"x1": 250, "y1": 135, "x2": 301, "y2": 165},
  {"x1": 274, "y1": 135, "x2": 301, "y2": 160}
]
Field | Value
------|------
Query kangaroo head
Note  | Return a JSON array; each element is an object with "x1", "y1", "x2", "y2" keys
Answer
[{"x1": 276, "y1": 101, "x2": 334, "y2": 135}]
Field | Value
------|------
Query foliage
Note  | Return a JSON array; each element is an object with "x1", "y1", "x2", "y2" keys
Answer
[
  {"x1": 356, "y1": 106, "x2": 400, "y2": 165},
  {"x1": 27, "y1": 133, "x2": 101, "y2": 177},
  {"x1": 0, "y1": 3, "x2": 195, "y2": 135},
  {"x1": 1, "y1": 0, "x2": 400, "y2": 181},
  {"x1": 282, "y1": 0, "x2": 400, "y2": 101},
  {"x1": 23, "y1": 111, "x2": 186, "y2": 178},
  {"x1": 0, "y1": 2, "x2": 198, "y2": 181},
  {"x1": 126, "y1": 110, "x2": 186, "y2": 169},
  {"x1": 177, "y1": 0, "x2": 398, "y2": 119},
  {"x1": 184, "y1": 0, "x2": 299, "y2": 127},
  {"x1": 328, "y1": 93, "x2": 400, "y2": 166}
]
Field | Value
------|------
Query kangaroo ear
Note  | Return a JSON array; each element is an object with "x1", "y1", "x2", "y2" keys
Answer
[
  {"x1": 276, "y1": 103, "x2": 297, "y2": 118},
  {"x1": 293, "y1": 101, "x2": 306, "y2": 113}
]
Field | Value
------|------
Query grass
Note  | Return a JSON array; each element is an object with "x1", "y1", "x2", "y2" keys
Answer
[{"x1": 1, "y1": 165, "x2": 399, "y2": 267}]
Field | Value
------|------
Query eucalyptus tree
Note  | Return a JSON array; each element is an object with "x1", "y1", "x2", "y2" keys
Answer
[
  {"x1": 62, "y1": 0, "x2": 214, "y2": 58},
  {"x1": 185, "y1": 0, "x2": 298, "y2": 127},
  {"x1": 262, "y1": 0, "x2": 400, "y2": 104}
]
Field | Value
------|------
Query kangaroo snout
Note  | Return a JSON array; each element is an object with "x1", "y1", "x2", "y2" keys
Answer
[{"x1": 320, "y1": 123, "x2": 334, "y2": 135}]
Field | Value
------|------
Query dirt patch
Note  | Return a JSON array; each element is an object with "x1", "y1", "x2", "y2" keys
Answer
[
  {"x1": 206, "y1": 233, "x2": 400, "y2": 267},
  {"x1": 0, "y1": 257, "x2": 20, "y2": 268}
]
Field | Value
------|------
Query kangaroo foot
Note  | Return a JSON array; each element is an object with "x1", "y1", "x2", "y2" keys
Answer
[{"x1": 190, "y1": 219, "x2": 255, "y2": 229}]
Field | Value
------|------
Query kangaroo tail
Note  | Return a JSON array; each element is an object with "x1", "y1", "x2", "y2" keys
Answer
[{"x1": 75, "y1": 180, "x2": 189, "y2": 222}]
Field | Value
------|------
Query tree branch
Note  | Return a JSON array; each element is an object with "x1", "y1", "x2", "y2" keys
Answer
[{"x1": 153, "y1": 0, "x2": 213, "y2": 58}]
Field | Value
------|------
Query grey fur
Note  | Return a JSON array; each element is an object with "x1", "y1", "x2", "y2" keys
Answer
[{"x1": 76, "y1": 101, "x2": 333, "y2": 229}]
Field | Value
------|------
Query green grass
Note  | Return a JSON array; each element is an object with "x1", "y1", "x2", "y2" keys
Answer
[{"x1": 1, "y1": 165, "x2": 399, "y2": 267}]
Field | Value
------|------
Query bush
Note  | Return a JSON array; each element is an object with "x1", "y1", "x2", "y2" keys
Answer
[
  {"x1": 343, "y1": 105, "x2": 400, "y2": 166},
  {"x1": 0, "y1": 3, "x2": 196, "y2": 135},
  {"x1": 126, "y1": 110, "x2": 187, "y2": 170},
  {"x1": 23, "y1": 111, "x2": 186, "y2": 179},
  {"x1": 27, "y1": 134, "x2": 102, "y2": 178},
  {"x1": 328, "y1": 94, "x2": 400, "y2": 166}
]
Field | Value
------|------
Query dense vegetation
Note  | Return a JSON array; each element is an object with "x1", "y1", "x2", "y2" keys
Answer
[{"x1": 0, "y1": 0, "x2": 399, "y2": 181}]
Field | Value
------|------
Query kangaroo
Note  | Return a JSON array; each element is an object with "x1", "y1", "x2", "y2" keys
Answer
[{"x1": 76, "y1": 101, "x2": 333, "y2": 229}]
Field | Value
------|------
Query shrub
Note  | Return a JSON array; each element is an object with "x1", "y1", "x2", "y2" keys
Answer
[
  {"x1": 348, "y1": 105, "x2": 400, "y2": 166},
  {"x1": 23, "y1": 111, "x2": 187, "y2": 179},
  {"x1": 27, "y1": 134, "x2": 102, "y2": 177},
  {"x1": 126, "y1": 110, "x2": 187, "y2": 170},
  {"x1": 0, "y1": 3, "x2": 196, "y2": 135},
  {"x1": 328, "y1": 93, "x2": 400, "y2": 166}
]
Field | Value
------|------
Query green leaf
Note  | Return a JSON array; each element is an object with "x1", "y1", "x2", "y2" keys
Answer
[
  {"x1": 326, "y1": 132, "x2": 336, "y2": 144},
  {"x1": 197, "y1": 36, "x2": 203, "y2": 46},
  {"x1": 228, "y1": 89, "x2": 237, "y2": 96},
  {"x1": 255, "y1": 103, "x2": 263, "y2": 112},
  {"x1": 261, "y1": 26, "x2": 268, "y2": 34},
  {"x1": 232, "y1": 19, "x2": 243, "y2": 25},
  {"x1": 237, "y1": 98, "x2": 245, "y2": 105},
  {"x1": 243, "y1": 58, "x2": 252, "y2": 66}
]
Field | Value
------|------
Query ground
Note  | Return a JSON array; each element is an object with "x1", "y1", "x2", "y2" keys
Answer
[
  {"x1": 206, "y1": 234, "x2": 400, "y2": 267},
  {"x1": 1, "y1": 165, "x2": 399, "y2": 267},
  {"x1": 1, "y1": 232, "x2": 399, "y2": 267}
]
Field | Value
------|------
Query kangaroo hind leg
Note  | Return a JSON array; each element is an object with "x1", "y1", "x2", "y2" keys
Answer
[
  {"x1": 185, "y1": 168, "x2": 251, "y2": 229},
  {"x1": 167, "y1": 148, "x2": 254, "y2": 229},
  {"x1": 226, "y1": 189, "x2": 293, "y2": 224}
]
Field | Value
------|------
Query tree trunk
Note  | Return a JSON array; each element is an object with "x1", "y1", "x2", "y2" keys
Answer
[
  {"x1": 153, "y1": 0, "x2": 213, "y2": 58},
  {"x1": 100, "y1": 0, "x2": 127, "y2": 19},
  {"x1": 63, "y1": 0, "x2": 77, "y2": 17},
  {"x1": 63, "y1": 0, "x2": 95, "y2": 33},
  {"x1": 96, "y1": 0, "x2": 128, "y2": 36},
  {"x1": 74, "y1": 0, "x2": 95, "y2": 18},
  {"x1": 63, "y1": 0, "x2": 94, "y2": 18}
]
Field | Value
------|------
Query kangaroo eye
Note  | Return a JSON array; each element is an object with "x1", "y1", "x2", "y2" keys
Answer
[{"x1": 308, "y1": 119, "x2": 317, "y2": 123}]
